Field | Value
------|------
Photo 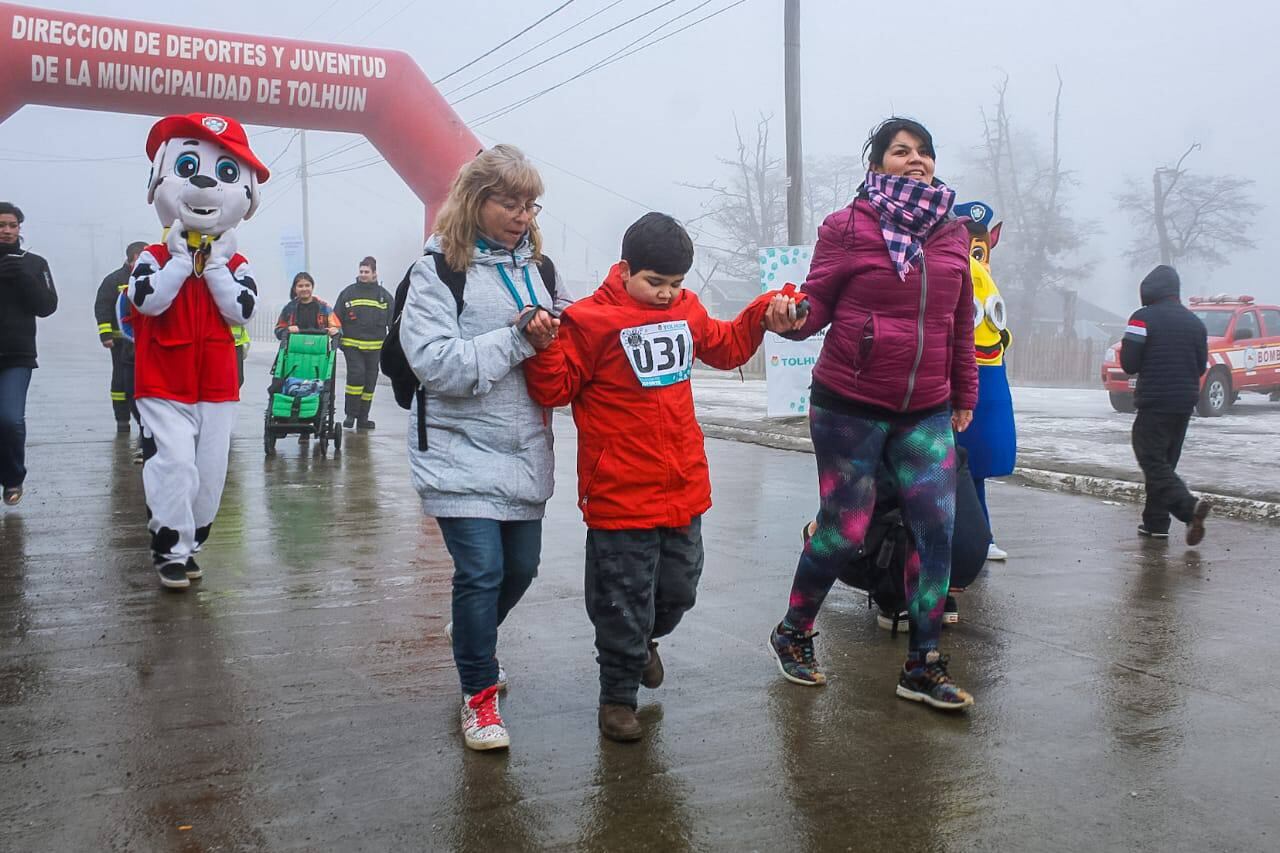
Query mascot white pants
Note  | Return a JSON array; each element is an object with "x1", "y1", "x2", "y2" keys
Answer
[{"x1": 137, "y1": 399, "x2": 236, "y2": 564}]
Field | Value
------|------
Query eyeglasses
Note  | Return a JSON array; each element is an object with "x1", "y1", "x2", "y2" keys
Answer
[{"x1": 490, "y1": 197, "x2": 543, "y2": 217}]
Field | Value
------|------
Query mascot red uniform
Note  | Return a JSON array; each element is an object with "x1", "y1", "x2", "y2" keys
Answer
[{"x1": 126, "y1": 113, "x2": 267, "y2": 589}]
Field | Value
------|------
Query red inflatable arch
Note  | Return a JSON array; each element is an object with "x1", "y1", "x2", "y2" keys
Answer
[{"x1": 0, "y1": 1, "x2": 479, "y2": 227}]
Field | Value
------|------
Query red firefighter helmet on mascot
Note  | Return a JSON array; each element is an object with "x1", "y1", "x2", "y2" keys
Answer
[{"x1": 118, "y1": 113, "x2": 268, "y2": 340}]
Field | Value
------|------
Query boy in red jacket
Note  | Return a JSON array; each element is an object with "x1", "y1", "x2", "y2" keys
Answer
[{"x1": 524, "y1": 213, "x2": 802, "y2": 741}]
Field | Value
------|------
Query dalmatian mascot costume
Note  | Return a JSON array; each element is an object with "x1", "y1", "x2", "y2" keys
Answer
[{"x1": 126, "y1": 113, "x2": 266, "y2": 589}]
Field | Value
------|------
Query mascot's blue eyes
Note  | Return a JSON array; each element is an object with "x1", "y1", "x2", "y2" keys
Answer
[
  {"x1": 174, "y1": 153, "x2": 199, "y2": 178},
  {"x1": 216, "y1": 158, "x2": 241, "y2": 184}
]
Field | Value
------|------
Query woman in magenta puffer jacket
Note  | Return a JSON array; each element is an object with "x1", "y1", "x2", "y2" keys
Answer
[{"x1": 767, "y1": 117, "x2": 979, "y2": 711}]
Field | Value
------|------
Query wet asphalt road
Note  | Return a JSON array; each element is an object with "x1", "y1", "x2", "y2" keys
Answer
[{"x1": 2, "y1": 347, "x2": 1279, "y2": 852}]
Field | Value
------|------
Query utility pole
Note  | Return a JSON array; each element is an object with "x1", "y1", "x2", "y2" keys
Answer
[
  {"x1": 299, "y1": 129, "x2": 312, "y2": 272},
  {"x1": 783, "y1": 0, "x2": 804, "y2": 245}
]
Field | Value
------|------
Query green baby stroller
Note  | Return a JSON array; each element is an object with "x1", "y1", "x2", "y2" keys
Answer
[{"x1": 264, "y1": 332, "x2": 342, "y2": 456}]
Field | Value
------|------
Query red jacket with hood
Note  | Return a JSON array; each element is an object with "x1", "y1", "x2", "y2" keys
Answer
[{"x1": 524, "y1": 264, "x2": 775, "y2": 530}]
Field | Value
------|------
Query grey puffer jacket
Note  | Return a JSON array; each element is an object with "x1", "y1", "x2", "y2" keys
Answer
[{"x1": 400, "y1": 234, "x2": 571, "y2": 520}]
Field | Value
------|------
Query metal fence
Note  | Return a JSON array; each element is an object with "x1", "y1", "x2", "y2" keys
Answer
[{"x1": 247, "y1": 303, "x2": 285, "y2": 343}]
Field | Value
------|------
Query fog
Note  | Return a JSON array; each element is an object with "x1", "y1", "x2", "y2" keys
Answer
[{"x1": 5, "y1": 0, "x2": 1278, "y2": 348}]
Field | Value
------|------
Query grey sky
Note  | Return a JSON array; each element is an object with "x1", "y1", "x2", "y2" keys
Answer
[{"x1": 4, "y1": 0, "x2": 1277, "y2": 333}]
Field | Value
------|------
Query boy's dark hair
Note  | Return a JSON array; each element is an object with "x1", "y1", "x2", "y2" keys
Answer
[
  {"x1": 360, "y1": 255, "x2": 377, "y2": 271},
  {"x1": 863, "y1": 117, "x2": 936, "y2": 168},
  {"x1": 621, "y1": 212, "x2": 694, "y2": 276},
  {"x1": 126, "y1": 241, "x2": 148, "y2": 260},
  {"x1": 0, "y1": 202, "x2": 25, "y2": 223}
]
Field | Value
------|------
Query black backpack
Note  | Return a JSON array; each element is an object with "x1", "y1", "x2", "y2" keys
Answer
[
  {"x1": 380, "y1": 250, "x2": 558, "y2": 450},
  {"x1": 834, "y1": 446, "x2": 990, "y2": 635}
]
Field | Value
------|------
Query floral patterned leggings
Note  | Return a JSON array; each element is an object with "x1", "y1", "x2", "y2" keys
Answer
[{"x1": 783, "y1": 404, "x2": 957, "y2": 652}]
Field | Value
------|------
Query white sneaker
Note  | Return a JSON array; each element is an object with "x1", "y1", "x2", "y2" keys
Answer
[
  {"x1": 445, "y1": 621, "x2": 508, "y2": 691},
  {"x1": 876, "y1": 608, "x2": 909, "y2": 632},
  {"x1": 461, "y1": 686, "x2": 509, "y2": 751},
  {"x1": 987, "y1": 542, "x2": 1008, "y2": 561}
]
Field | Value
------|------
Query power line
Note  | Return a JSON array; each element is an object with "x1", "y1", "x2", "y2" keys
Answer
[
  {"x1": 299, "y1": 0, "x2": 344, "y2": 37},
  {"x1": 267, "y1": 131, "x2": 301, "y2": 169},
  {"x1": 470, "y1": 0, "x2": 750, "y2": 127},
  {"x1": 310, "y1": 155, "x2": 387, "y2": 177},
  {"x1": 357, "y1": 0, "x2": 417, "y2": 41},
  {"x1": 307, "y1": 138, "x2": 372, "y2": 167},
  {"x1": 443, "y1": 0, "x2": 626, "y2": 97},
  {"x1": 447, "y1": 0, "x2": 680, "y2": 104},
  {"x1": 257, "y1": 175, "x2": 302, "y2": 216},
  {"x1": 334, "y1": 0, "x2": 395, "y2": 37},
  {"x1": 434, "y1": 0, "x2": 577, "y2": 85}
]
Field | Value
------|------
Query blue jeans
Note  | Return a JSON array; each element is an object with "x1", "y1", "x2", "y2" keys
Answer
[
  {"x1": 436, "y1": 517, "x2": 542, "y2": 695},
  {"x1": 0, "y1": 367, "x2": 33, "y2": 489}
]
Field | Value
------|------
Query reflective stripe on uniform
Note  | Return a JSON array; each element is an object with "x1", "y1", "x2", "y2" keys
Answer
[
  {"x1": 97, "y1": 322, "x2": 114, "y2": 335},
  {"x1": 347, "y1": 299, "x2": 388, "y2": 309},
  {"x1": 230, "y1": 325, "x2": 250, "y2": 346},
  {"x1": 344, "y1": 384, "x2": 364, "y2": 395},
  {"x1": 361, "y1": 392, "x2": 374, "y2": 401},
  {"x1": 110, "y1": 391, "x2": 127, "y2": 401},
  {"x1": 342, "y1": 338, "x2": 384, "y2": 350}
]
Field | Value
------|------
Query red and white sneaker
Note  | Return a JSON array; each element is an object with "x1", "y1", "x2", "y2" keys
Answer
[{"x1": 461, "y1": 685, "x2": 509, "y2": 751}]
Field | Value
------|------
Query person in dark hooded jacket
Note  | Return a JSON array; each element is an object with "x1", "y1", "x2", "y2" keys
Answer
[
  {"x1": 0, "y1": 202, "x2": 58, "y2": 507},
  {"x1": 1120, "y1": 264, "x2": 1212, "y2": 544}
]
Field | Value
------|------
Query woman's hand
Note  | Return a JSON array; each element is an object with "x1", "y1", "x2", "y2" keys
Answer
[
  {"x1": 519, "y1": 307, "x2": 559, "y2": 351},
  {"x1": 762, "y1": 294, "x2": 806, "y2": 333},
  {"x1": 327, "y1": 327, "x2": 340, "y2": 336},
  {"x1": 287, "y1": 325, "x2": 300, "y2": 333},
  {"x1": 952, "y1": 409, "x2": 973, "y2": 433}
]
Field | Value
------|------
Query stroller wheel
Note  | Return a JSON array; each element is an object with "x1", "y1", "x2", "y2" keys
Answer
[{"x1": 264, "y1": 432, "x2": 276, "y2": 456}]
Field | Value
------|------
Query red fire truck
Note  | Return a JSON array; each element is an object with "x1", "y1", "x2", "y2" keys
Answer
[{"x1": 1101, "y1": 295, "x2": 1280, "y2": 416}]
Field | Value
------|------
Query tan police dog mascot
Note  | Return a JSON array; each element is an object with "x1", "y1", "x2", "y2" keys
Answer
[{"x1": 125, "y1": 113, "x2": 267, "y2": 589}]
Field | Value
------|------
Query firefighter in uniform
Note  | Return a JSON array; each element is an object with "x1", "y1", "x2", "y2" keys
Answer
[
  {"x1": 94, "y1": 241, "x2": 147, "y2": 432},
  {"x1": 231, "y1": 324, "x2": 250, "y2": 389},
  {"x1": 334, "y1": 256, "x2": 392, "y2": 430}
]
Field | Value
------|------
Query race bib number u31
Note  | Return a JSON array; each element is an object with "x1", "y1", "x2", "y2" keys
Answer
[{"x1": 620, "y1": 320, "x2": 694, "y2": 387}]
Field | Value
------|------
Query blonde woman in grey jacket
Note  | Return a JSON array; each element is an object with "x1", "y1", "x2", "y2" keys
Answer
[{"x1": 400, "y1": 145, "x2": 569, "y2": 752}]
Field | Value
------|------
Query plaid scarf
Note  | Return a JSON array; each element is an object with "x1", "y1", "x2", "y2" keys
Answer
[{"x1": 863, "y1": 171, "x2": 956, "y2": 281}]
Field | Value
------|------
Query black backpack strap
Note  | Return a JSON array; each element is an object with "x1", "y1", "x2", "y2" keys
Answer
[
  {"x1": 429, "y1": 251, "x2": 467, "y2": 317},
  {"x1": 533, "y1": 253, "x2": 557, "y2": 303}
]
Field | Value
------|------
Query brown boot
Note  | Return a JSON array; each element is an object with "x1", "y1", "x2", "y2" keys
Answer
[
  {"x1": 1186, "y1": 499, "x2": 1212, "y2": 546},
  {"x1": 641, "y1": 641, "x2": 664, "y2": 689},
  {"x1": 598, "y1": 703, "x2": 643, "y2": 742}
]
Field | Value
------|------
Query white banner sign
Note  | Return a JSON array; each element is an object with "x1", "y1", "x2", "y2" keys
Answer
[{"x1": 759, "y1": 246, "x2": 824, "y2": 417}]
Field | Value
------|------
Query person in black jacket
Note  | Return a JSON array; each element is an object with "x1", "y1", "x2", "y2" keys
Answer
[
  {"x1": 0, "y1": 202, "x2": 59, "y2": 507},
  {"x1": 1120, "y1": 265, "x2": 1212, "y2": 545},
  {"x1": 93, "y1": 241, "x2": 147, "y2": 433},
  {"x1": 334, "y1": 256, "x2": 392, "y2": 430}
]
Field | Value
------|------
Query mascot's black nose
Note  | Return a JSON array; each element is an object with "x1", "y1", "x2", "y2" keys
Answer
[{"x1": 189, "y1": 174, "x2": 217, "y2": 189}]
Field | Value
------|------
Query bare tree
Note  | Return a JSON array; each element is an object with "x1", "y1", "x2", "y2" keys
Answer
[
  {"x1": 681, "y1": 113, "x2": 788, "y2": 280},
  {"x1": 802, "y1": 153, "x2": 862, "y2": 233},
  {"x1": 964, "y1": 72, "x2": 1095, "y2": 323},
  {"x1": 1116, "y1": 146, "x2": 1262, "y2": 269}
]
